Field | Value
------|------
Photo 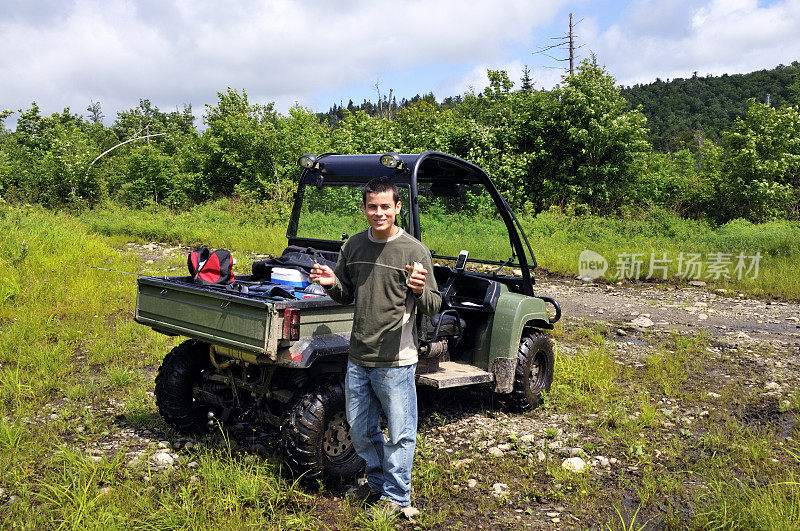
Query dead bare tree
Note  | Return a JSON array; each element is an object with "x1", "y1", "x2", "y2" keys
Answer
[
  {"x1": 533, "y1": 12, "x2": 585, "y2": 76},
  {"x1": 374, "y1": 79, "x2": 395, "y2": 119}
]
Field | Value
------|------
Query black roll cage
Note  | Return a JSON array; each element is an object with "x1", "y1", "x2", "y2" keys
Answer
[{"x1": 286, "y1": 151, "x2": 538, "y2": 296}]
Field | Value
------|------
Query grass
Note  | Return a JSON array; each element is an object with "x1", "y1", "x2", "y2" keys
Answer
[
  {"x1": 79, "y1": 198, "x2": 288, "y2": 253},
  {"x1": 523, "y1": 207, "x2": 800, "y2": 299},
  {"x1": 1, "y1": 202, "x2": 799, "y2": 528},
  {"x1": 79, "y1": 200, "x2": 800, "y2": 299}
]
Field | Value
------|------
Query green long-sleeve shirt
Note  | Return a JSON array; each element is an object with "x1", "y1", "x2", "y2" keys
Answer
[{"x1": 326, "y1": 227, "x2": 441, "y2": 367}]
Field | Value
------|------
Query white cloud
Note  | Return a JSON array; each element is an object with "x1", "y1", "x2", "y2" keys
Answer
[
  {"x1": 0, "y1": 0, "x2": 564, "y2": 123},
  {"x1": 587, "y1": 0, "x2": 800, "y2": 86}
]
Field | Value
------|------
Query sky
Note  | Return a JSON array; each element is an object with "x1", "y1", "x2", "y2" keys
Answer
[{"x1": 1, "y1": 0, "x2": 799, "y2": 128}]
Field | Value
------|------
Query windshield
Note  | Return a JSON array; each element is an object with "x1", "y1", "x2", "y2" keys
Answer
[
  {"x1": 293, "y1": 181, "x2": 516, "y2": 264},
  {"x1": 295, "y1": 184, "x2": 410, "y2": 241},
  {"x1": 418, "y1": 181, "x2": 515, "y2": 264}
]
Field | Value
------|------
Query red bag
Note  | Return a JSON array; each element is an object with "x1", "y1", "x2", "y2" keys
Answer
[{"x1": 188, "y1": 246, "x2": 235, "y2": 285}]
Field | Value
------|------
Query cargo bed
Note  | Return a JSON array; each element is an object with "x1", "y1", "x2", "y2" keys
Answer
[{"x1": 135, "y1": 276, "x2": 353, "y2": 360}]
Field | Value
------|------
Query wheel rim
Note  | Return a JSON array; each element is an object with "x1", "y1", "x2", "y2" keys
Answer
[
  {"x1": 527, "y1": 350, "x2": 548, "y2": 395},
  {"x1": 323, "y1": 411, "x2": 353, "y2": 460}
]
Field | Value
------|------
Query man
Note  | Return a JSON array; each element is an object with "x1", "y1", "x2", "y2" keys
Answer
[{"x1": 309, "y1": 176, "x2": 441, "y2": 514}]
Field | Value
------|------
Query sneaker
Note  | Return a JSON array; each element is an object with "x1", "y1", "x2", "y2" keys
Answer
[
  {"x1": 400, "y1": 506, "x2": 420, "y2": 520},
  {"x1": 346, "y1": 483, "x2": 382, "y2": 504}
]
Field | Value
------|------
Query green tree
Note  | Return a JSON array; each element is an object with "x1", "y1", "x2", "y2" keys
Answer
[
  {"x1": 536, "y1": 57, "x2": 651, "y2": 211},
  {"x1": 520, "y1": 66, "x2": 534, "y2": 92},
  {"x1": 199, "y1": 88, "x2": 280, "y2": 199},
  {"x1": 717, "y1": 99, "x2": 800, "y2": 221},
  {"x1": 330, "y1": 110, "x2": 400, "y2": 154}
]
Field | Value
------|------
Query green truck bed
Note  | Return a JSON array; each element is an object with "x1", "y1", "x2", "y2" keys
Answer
[{"x1": 135, "y1": 276, "x2": 354, "y2": 365}]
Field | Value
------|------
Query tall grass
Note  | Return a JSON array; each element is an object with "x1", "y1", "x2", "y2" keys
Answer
[
  {"x1": 76, "y1": 199, "x2": 800, "y2": 300},
  {"x1": 523, "y1": 207, "x2": 800, "y2": 298},
  {"x1": 0, "y1": 204, "x2": 322, "y2": 527},
  {"x1": 78, "y1": 201, "x2": 800, "y2": 298},
  {"x1": 79, "y1": 198, "x2": 288, "y2": 253}
]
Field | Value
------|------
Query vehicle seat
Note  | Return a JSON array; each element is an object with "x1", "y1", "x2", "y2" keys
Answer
[
  {"x1": 419, "y1": 311, "x2": 465, "y2": 342},
  {"x1": 281, "y1": 245, "x2": 339, "y2": 263}
]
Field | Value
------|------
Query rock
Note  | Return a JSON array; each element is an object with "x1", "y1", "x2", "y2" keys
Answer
[
  {"x1": 189, "y1": 475, "x2": 199, "y2": 485},
  {"x1": 630, "y1": 316, "x2": 654, "y2": 329},
  {"x1": 520, "y1": 434, "x2": 536, "y2": 444},
  {"x1": 616, "y1": 328, "x2": 627, "y2": 336},
  {"x1": 608, "y1": 458, "x2": 618, "y2": 465},
  {"x1": 173, "y1": 442, "x2": 182, "y2": 450},
  {"x1": 467, "y1": 479, "x2": 478, "y2": 488},
  {"x1": 698, "y1": 313, "x2": 708, "y2": 320},
  {"x1": 736, "y1": 331, "x2": 752, "y2": 340},
  {"x1": 562, "y1": 457, "x2": 587, "y2": 473},
  {"x1": 552, "y1": 518, "x2": 561, "y2": 523},
  {"x1": 546, "y1": 512, "x2": 560, "y2": 517},
  {"x1": 537, "y1": 450, "x2": 546, "y2": 462},
  {"x1": 184, "y1": 441, "x2": 194, "y2": 450},
  {"x1": 453, "y1": 458, "x2": 473, "y2": 468},
  {"x1": 98, "y1": 487, "x2": 113, "y2": 497},
  {"x1": 187, "y1": 461, "x2": 199, "y2": 469},
  {"x1": 491, "y1": 483, "x2": 509, "y2": 497},
  {"x1": 547, "y1": 440, "x2": 563, "y2": 450},
  {"x1": 145, "y1": 259, "x2": 155, "y2": 264},
  {"x1": 497, "y1": 443, "x2": 511, "y2": 451},
  {"x1": 8, "y1": 495, "x2": 20, "y2": 505},
  {"x1": 569, "y1": 447, "x2": 583, "y2": 457},
  {"x1": 158, "y1": 441, "x2": 170, "y2": 449},
  {"x1": 151, "y1": 452, "x2": 174, "y2": 467},
  {"x1": 765, "y1": 381, "x2": 780, "y2": 391},
  {"x1": 50, "y1": 414, "x2": 58, "y2": 421},
  {"x1": 689, "y1": 280, "x2": 707, "y2": 287},
  {"x1": 706, "y1": 392, "x2": 721, "y2": 399},
  {"x1": 488, "y1": 447, "x2": 504, "y2": 457}
]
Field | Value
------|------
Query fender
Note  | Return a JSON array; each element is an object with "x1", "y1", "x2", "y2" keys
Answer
[{"x1": 488, "y1": 292, "x2": 552, "y2": 393}]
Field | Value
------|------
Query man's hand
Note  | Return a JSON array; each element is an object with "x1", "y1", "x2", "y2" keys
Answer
[
  {"x1": 405, "y1": 264, "x2": 427, "y2": 296},
  {"x1": 310, "y1": 264, "x2": 335, "y2": 288}
]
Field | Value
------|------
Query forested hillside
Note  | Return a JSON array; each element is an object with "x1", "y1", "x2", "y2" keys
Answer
[
  {"x1": 621, "y1": 62, "x2": 800, "y2": 151},
  {"x1": 1, "y1": 58, "x2": 799, "y2": 223},
  {"x1": 321, "y1": 62, "x2": 800, "y2": 154}
]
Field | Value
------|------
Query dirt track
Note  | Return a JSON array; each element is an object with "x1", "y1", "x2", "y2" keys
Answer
[{"x1": 534, "y1": 274, "x2": 800, "y2": 349}]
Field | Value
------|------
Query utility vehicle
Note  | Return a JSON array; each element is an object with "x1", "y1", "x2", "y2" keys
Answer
[{"x1": 135, "y1": 151, "x2": 561, "y2": 481}]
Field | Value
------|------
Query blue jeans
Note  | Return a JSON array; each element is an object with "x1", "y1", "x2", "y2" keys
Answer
[{"x1": 345, "y1": 361, "x2": 417, "y2": 507}]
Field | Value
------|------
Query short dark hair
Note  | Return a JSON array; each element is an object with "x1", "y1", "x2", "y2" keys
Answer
[{"x1": 362, "y1": 177, "x2": 399, "y2": 204}]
